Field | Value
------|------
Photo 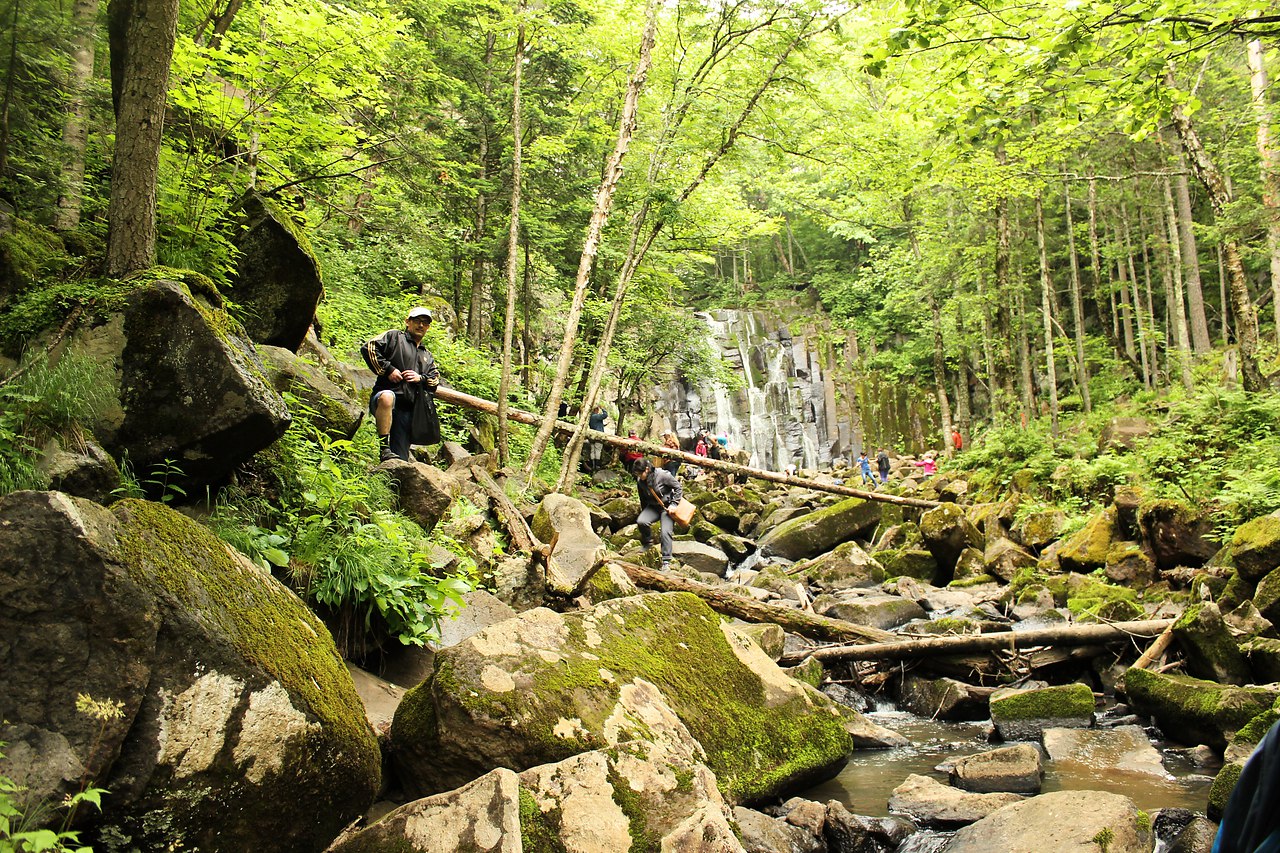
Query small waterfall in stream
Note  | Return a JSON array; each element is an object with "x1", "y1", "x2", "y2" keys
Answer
[{"x1": 658, "y1": 309, "x2": 842, "y2": 471}]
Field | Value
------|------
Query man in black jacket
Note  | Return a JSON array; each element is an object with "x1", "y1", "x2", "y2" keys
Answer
[
  {"x1": 362, "y1": 307, "x2": 440, "y2": 462},
  {"x1": 632, "y1": 457, "x2": 682, "y2": 570}
]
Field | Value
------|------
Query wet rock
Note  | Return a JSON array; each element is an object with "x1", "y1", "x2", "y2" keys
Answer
[
  {"x1": 759, "y1": 497, "x2": 881, "y2": 561},
  {"x1": 1230, "y1": 510, "x2": 1280, "y2": 582},
  {"x1": 989, "y1": 683, "x2": 1094, "y2": 741},
  {"x1": 1123, "y1": 668, "x2": 1279, "y2": 750},
  {"x1": 712, "y1": 532, "x2": 756, "y2": 563},
  {"x1": 1057, "y1": 508, "x2": 1118, "y2": 573},
  {"x1": 380, "y1": 458, "x2": 457, "y2": 535},
  {"x1": 390, "y1": 593, "x2": 852, "y2": 804},
  {"x1": 1098, "y1": 416, "x2": 1152, "y2": 452},
  {"x1": 733, "y1": 806, "x2": 822, "y2": 853},
  {"x1": 0, "y1": 492, "x2": 379, "y2": 853},
  {"x1": 795, "y1": 540, "x2": 886, "y2": 590},
  {"x1": 1041, "y1": 725, "x2": 1171, "y2": 780},
  {"x1": 899, "y1": 675, "x2": 990, "y2": 722},
  {"x1": 530, "y1": 493, "x2": 606, "y2": 595},
  {"x1": 887, "y1": 774, "x2": 1021, "y2": 826},
  {"x1": 673, "y1": 538, "x2": 731, "y2": 576},
  {"x1": 231, "y1": 192, "x2": 324, "y2": 351},
  {"x1": 1012, "y1": 509, "x2": 1067, "y2": 549},
  {"x1": 1139, "y1": 500, "x2": 1218, "y2": 570},
  {"x1": 919, "y1": 503, "x2": 983, "y2": 579},
  {"x1": 1166, "y1": 815, "x2": 1218, "y2": 853},
  {"x1": 824, "y1": 801, "x2": 914, "y2": 852},
  {"x1": 258, "y1": 344, "x2": 364, "y2": 439},
  {"x1": 841, "y1": 709, "x2": 909, "y2": 749},
  {"x1": 36, "y1": 436, "x2": 121, "y2": 504},
  {"x1": 949, "y1": 744, "x2": 1043, "y2": 794},
  {"x1": 945, "y1": 790, "x2": 1152, "y2": 853},
  {"x1": 1172, "y1": 602, "x2": 1251, "y2": 685},
  {"x1": 814, "y1": 593, "x2": 927, "y2": 630},
  {"x1": 700, "y1": 499, "x2": 742, "y2": 533}
]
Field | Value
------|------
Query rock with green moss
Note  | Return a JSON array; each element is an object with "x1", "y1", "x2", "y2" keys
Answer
[
  {"x1": 984, "y1": 536, "x2": 1037, "y2": 582},
  {"x1": 952, "y1": 547, "x2": 986, "y2": 583},
  {"x1": 757, "y1": 497, "x2": 881, "y2": 561},
  {"x1": 1138, "y1": 500, "x2": 1218, "y2": 570},
  {"x1": 581, "y1": 562, "x2": 640, "y2": 605},
  {"x1": 711, "y1": 532, "x2": 754, "y2": 564},
  {"x1": 1057, "y1": 508, "x2": 1118, "y2": 573},
  {"x1": 1123, "y1": 668, "x2": 1280, "y2": 749},
  {"x1": 1105, "y1": 541, "x2": 1155, "y2": 586},
  {"x1": 698, "y1": 500, "x2": 741, "y2": 534},
  {"x1": 531, "y1": 494, "x2": 606, "y2": 595},
  {"x1": 877, "y1": 547, "x2": 939, "y2": 582},
  {"x1": 390, "y1": 592, "x2": 852, "y2": 805},
  {"x1": 1230, "y1": 511, "x2": 1280, "y2": 582},
  {"x1": 1220, "y1": 570, "x2": 1256, "y2": 610},
  {"x1": 1172, "y1": 602, "x2": 1252, "y2": 685},
  {"x1": 791, "y1": 540, "x2": 886, "y2": 590},
  {"x1": 728, "y1": 622, "x2": 786, "y2": 660},
  {"x1": 600, "y1": 496, "x2": 640, "y2": 531},
  {"x1": 1208, "y1": 760, "x2": 1243, "y2": 821},
  {"x1": 874, "y1": 521, "x2": 923, "y2": 552},
  {"x1": 945, "y1": 790, "x2": 1152, "y2": 853},
  {"x1": 0, "y1": 216, "x2": 66, "y2": 300},
  {"x1": 36, "y1": 436, "x2": 122, "y2": 504},
  {"x1": 785, "y1": 657, "x2": 825, "y2": 690},
  {"x1": 0, "y1": 492, "x2": 379, "y2": 853},
  {"x1": 230, "y1": 192, "x2": 324, "y2": 351},
  {"x1": 919, "y1": 503, "x2": 983, "y2": 579},
  {"x1": 1013, "y1": 509, "x2": 1067, "y2": 549},
  {"x1": 1206, "y1": 698, "x2": 1280, "y2": 821},
  {"x1": 814, "y1": 594, "x2": 926, "y2": 630},
  {"x1": 989, "y1": 683, "x2": 1095, "y2": 741},
  {"x1": 1046, "y1": 573, "x2": 1138, "y2": 618},
  {"x1": 1241, "y1": 636, "x2": 1280, "y2": 683},
  {"x1": 258, "y1": 344, "x2": 364, "y2": 438},
  {"x1": 1252, "y1": 565, "x2": 1280, "y2": 625},
  {"x1": 899, "y1": 675, "x2": 990, "y2": 721}
]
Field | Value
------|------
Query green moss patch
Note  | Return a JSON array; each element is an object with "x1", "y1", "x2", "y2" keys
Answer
[
  {"x1": 1123, "y1": 668, "x2": 1279, "y2": 749},
  {"x1": 991, "y1": 683, "x2": 1094, "y2": 722}
]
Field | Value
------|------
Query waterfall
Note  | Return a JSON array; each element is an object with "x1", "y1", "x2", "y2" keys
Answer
[{"x1": 659, "y1": 309, "x2": 837, "y2": 471}]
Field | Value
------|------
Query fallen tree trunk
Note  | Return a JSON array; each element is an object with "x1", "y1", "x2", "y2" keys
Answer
[
  {"x1": 433, "y1": 385, "x2": 939, "y2": 508},
  {"x1": 614, "y1": 561, "x2": 895, "y2": 645},
  {"x1": 777, "y1": 619, "x2": 1174, "y2": 666}
]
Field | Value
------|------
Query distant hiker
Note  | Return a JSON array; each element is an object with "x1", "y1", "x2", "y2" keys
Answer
[
  {"x1": 918, "y1": 452, "x2": 937, "y2": 475},
  {"x1": 858, "y1": 450, "x2": 874, "y2": 485},
  {"x1": 716, "y1": 433, "x2": 728, "y2": 455},
  {"x1": 695, "y1": 435, "x2": 709, "y2": 457},
  {"x1": 952, "y1": 428, "x2": 963, "y2": 452},
  {"x1": 659, "y1": 431, "x2": 682, "y2": 476},
  {"x1": 620, "y1": 430, "x2": 645, "y2": 468},
  {"x1": 586, "y1": 405, "x2": 608, "y2": 472},
  {"x1": 632, "y1": 457, "x2": 682, "y2": 571},
  {"x1": 876, "y1": 448, "x2": 891, "y2": 483},
  {"x1": 1213, "y1": 717, "x2": 1280, "y2": 853},
  {"x1": 363, "y1": 307, "x2": 440, "y2": 462}
]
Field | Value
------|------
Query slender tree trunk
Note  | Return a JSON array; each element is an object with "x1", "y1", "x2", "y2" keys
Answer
[
  {"x1": 1171, "y1": 133, "x2": 1213, "y2": 352},
  {"x1": 523, "y1": 1, "x2": 658, "y2": 476},
  {"x1": 1162, "y1": 175, "x2": 1195, "y2": 390},
  {"x1": 1016, "y1": 276, "x2": 1034, "y2": 422},
  {"x1": 995, "y1": 159, "x2": 1014, "y2": 415},
  {"x1": 1219, "y1": 245, "x2": 1230, "y2": 343},
  {"x1": 954, "y1": 300, "x2": 972, "y2": 434},
  {"x1": 467, "y1": 32, "x2": 496, "y2": 345},
  {"x1": 976, "y1": 271, "x2": 999, "y2": 418},
  {"x1": 1064, "y1": 182, "x2": 1092, "y2": 412},
  {"x1": 1120, "y1": 203, "x2": 1151, "y2": 388},
  {"x1": 106, "y1": 0, "x2": 180, "y2": 275},
  {"x1": 1111, "y1": 222, "x2": 1135, "y2": 359},
  {"x1": 1036, "y1": 194, "x2": 1059, "y2": 436},
  {"x1": 1138, "y1": 205, "x2": 1160, "y2": 390},
  {"x1": 1247, "y1": 38, "x2": 1280, "y2": 343},
  {"x1": 496, "y1": 15, "x2": 525, "y2": 468},
  {"x1": 1169, "y1": 69, "x2": 1265, "y2": 391},
  {"x1": 0, "y1": 0, "x2": 19, "y2": 181},
  {"x1": 52, "y1": 0, "x2": 98, "y2": 231}
]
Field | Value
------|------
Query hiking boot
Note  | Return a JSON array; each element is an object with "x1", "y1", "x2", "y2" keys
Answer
[
  {"x1": 660, "y1": 559, "x2": 671, "y2": 571},
  {"x1": 378, "y1": 434, "x2": 396, "y2": 462}
]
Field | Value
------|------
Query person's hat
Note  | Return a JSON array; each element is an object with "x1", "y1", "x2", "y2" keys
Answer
[{"x1": 407, "y1": 307, "x2": 433, "y2": 321}]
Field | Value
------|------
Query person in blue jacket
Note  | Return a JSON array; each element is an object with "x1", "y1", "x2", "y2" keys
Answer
[{"x1": 1215, "y1": 718, "x2": 1280, "y2": 853}]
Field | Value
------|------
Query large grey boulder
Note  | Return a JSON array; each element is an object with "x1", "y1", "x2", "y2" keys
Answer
[
  {"x1": 899, "y1": 675, "x2": 990, "y2": 721},
  {"x1": 36, "y1": 436, "x2": 121, "y2": 504},
  {"x1": 231, "y1": 192, "x2": 324, "y2": 351},
  {"x1": 919, "y1": 503, "x2": 983, "y2": 578},
  {"x1": 0, "y1": 492, "x2": 379, "y2": 853},
  {"x1": 1172, "y1": 602, "x2": 1252, "y2": 685},
  {"x1": 1123, "y1": 667, "x2": 1279, "y2": 750},
  {"x1": 380, "y1": 458, "x2": 457, "y2": 535},
  {"x1": 887, "y1": 774, "x2": 1022, "y2": 826},
  {"x1": 945, "y1": 790, "x2": 1153, "y2": 853},
  {"x1": 390, "y1": 593, "x2": 852, "y2": 805},
  {"x1": 793, "y1": 540, "x2": 886, "y2": 590},
  {"x1": 104, "y1": 279, "x2": 291, "y2": 492},
  {"x1": 814, "y1": 593, "x2": 925, "y2": 630},
  {"x1": 733, "y1": 806, "x2": 823, "y2": 853},
  {"x1": 1229, "y1": 511, "x2": 1280, "y2": 582},
  {"x1": 758, "y1": 497, "x2": 881, "y2": 561},
  {"x1": 258, "y1": 344, "x2": 363, "y2": 439},
  {"x1": 949, "y1": 744, "x2": 1042, "y2": 794},
  {"x1": 673, "y1": 538, "x2": 732, "y2": 575},
  {"x1": 531, "y1": 493, "x2": 606, "y2": 595}
]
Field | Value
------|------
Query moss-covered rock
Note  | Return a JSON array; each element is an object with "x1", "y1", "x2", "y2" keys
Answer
[
  {"x1": 230, "y1": 192, "x2": 324, "y2": 351},
  {"x1": 600, "y1": 496, "x2": 640, "y2": 531},
  {"x1": 1057, "y1": 508, "x2": 1118, "y2": 573},
  {"x1": 1252, "y1": 565, "x2": 1280, "y2": 624},
  {"x1": 813, "y1": 594, "x2": 926, "y2": 630},
  {"x1": 1229, "y1": 511, "x2": 1280, "y2": 582},
  {"x1": 1172, "y1": 602, "x2": 1252, "y2": 685},
  {"x1": 1104, "y1": 541, "x2": 1155, "y2": 586},
  {"x1": 1208, "y1": 760, "x2": 1243, "y2": 821},
  {"x1": 899, "y1": 675, "x2": 989, "y2": 721},
  {"x1": 258, "y1": 344, "x2": 364, "y2": 439},
  {"x1": 390, "y1": 592, "x2": 852, "y2": 806},
  {"x1": 699, "y1": 500, "x2": 741, "y2": 534},
  {"x1": 531, "y1": 493, "x2": 606, "y2": 595},
  {"x1": 1013, "y1": 509, "x2": 1067, "y2": 549},
  {"x1": 757, "y1": 497, "x2": 881, "y2": 561},
  {"x1": 919, "y1": 503, "x2": 983, "y2": 581},
  {"x1": 1046, "y1": 572, "x2": 1138, "y2": 614},
  {"x1": 785, "y1": 657, "x2": 824, "y2": 690},
  {"x1": 581, "y1": 562, "x2": 640, "y2": 605},
  {"x1": 791, "y1": 540, "x2": 885, "y2": 590},
  {"x1": 1122, "y1": 668, "x2": 1280, "y2": 749},
  {"x1": 876, "y1": 547, "x2": 939, "y2": 582},
  {"x1": 1138, "y1": 499, "x2": 1218, "y2": 570},
  {"x1": 989, "y1": 683, "x2": 1095, "y2": 741},
  {"x1": 0, "y1": 492, "x2": 379, "y2": 853},
  {"x1": 984, "y1": 536, "x2": 1037, "y2": 582},
  {"x1": 1242, "y1": 636, "x2": 1280, "y2": 683},
  {"x1": 0, "y1": 217, "x2": 66, "y2": 301}
]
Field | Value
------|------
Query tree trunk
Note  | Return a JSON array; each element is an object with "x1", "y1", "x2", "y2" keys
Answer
[
  {"x1": 1016, "y1": 276, "x2": 1034, "y2": 422},
  {"x1": 1169, "y1": 69, "x2": 1265, "y2": 391},
  {"x1": 0, "y1": 0, "x2": 19, "y2": 181},
  {"x1": 976, "y1": 271, "x2": 999, "y2": 418},
  {"x1": 467, "y1": 31, "x2": 496, "y2": 346},
  {"x1": 496, "y1": 16, "x2": 525, "y2": 468},
  {"x1": 1063, "y1": 182, "x2": 1092, "y2": 411},
  {"x1": 1248, "y1": 38, "x2": 1280, "y2": 343},
  {"x1": 1036, "y1": 193, "x2": 1059, "y2": 436},
  {"x1": 1171, "y1": 132, "x2": 1213, "y2": 353},
  {"x1": 1121, "y1": 202, "x2": 1151, "y2": 389},
  {"x1": 1162, "y1": 174, "x2": 1195, "y2": 390},
  {"x1": 995, "y1": 156, "x2": 1014, "y2": 416},
  {"x1": 52, "y1": 0, "x2": 98, "y2": 231},
  {"x1": 106, "y1": 0, "x2": 180, "y2": 275},
  {"x1": 522, "y1": 2, "x2": 659, "y2": 476}
]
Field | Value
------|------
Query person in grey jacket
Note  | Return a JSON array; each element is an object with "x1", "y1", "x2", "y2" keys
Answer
[{"x1": 632, "y1": 457, "x2": 682, "y2": 570}]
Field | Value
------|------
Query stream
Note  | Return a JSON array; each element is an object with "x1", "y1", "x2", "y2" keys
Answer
[{"x1": 806, "y1": 708, "x2": 1214, "y2": 817}]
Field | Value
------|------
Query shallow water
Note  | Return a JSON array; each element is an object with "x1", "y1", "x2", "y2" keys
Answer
[{"x1": 805, "y1": 710, "x2": 1214, "y2": 817}]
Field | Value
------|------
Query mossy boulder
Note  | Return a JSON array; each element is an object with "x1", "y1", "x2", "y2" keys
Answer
[
  {"x1": 0, "y1": 492, "x2": 379, "y2": 853},
  {"x1": 1253, "y1": 566, "x2": 1280, "y2": 624},
  {"x1": 813, "y1": 594, "x2": 926, "y2": 630},
  {"x1": 984, "y1": 536, "x2": 1037, "y2": 582},
  {"x1": 581, "y1": 562, "x2": 640, "y2": 604},
  {"x1": 711, "y1": 532, "x2": 755, "y2": 563},
  {"x1": 899, "y1": 675, "x2": 989, "y2": 721},
  {"x1": 1012, "y1": 509, "x2": 1067, "y2": 549},
  {"x1": 792, "y1": 540, "x2": 886, "y2": 590},
  {"x1": 699, "y1": 499, "x2": 741, "y2": 534},
  {"x1": 757, "y1": 497, "x2": 880, "y2": 561},
  {"x1": 989, "y1": 683, "x2": 1095, "y2": 741},
  {"x1": 952, "y1": 547, "x2": 987, "y2": 582},
  {"x1": 531, "y1": 493, "x2": 606, "y2": 595},
  {"x1": 1057, "y1": 508, "x2": 1118, "y2": 573},
  {"x1": 1104, "y1": 541, "x2": 1155, "y2": 586},
  {"x1": 258, "y1": 344, "x2": 364, "y2": 439},
  {"x1": 1138, "y1": 500, "x2": 1218, "y2": 569},
  {"x1": 1231, "y1": 511, "x2": 1280, "y2": 582},
  {"x1": 1122, "y1": 668, "x2": 1280, "y2": 749},
  {"x1": 919, "y1": 503, "x2": 983, "y2": 581},
  {"x1": 230, "y1": 192, "x2": 325, "y2": 351},
  {"x1": 1241, "y1": 636, "x2": 1280, "y2": 683},
  {"x1": 1046, "y1": 572, "x2": 1138, "y2": 614},
  {"x1": 1172, "y1": 602, "x2": 1252, "y2": 685},
  {"x1": 390, "y1": 592, "x2": 852, "y2": 805},
  {"x1": 875, "y1": 547, "x2": 939, "y2": 582},
  {"x1": 1207, "y1": 698, "x2": 1280, "y2": 820},
  {"x1": 600, "y1": 496, "x2": 640, "y2": 531},
  {"x1": 0, "y1": 217, "x2": 66, "y2": 300}
]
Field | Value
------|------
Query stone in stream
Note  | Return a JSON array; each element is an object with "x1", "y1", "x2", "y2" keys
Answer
[
  {"x1": 1041, "y1": 725, "x2": 1172, "y2": 780},
  {"x1": 1123, "y1": 667, "x2": 1280, "y2": 751},
  {"x1": 989, "y1": 683, "x2": 1095, "y2": 742},
  {"x1": 672, "y1": 538, "x2": 731, "y2": 576},
  {"x1": 898, "y1": 675, "x2": 990, "y2": 722},
  {"x1": 1172, "y1": 602, "x2": 1252, "y2": 685},
  {"x1": 823, "y1": 801, "x2": 915, "y2": 852},
  {"x1": 390, "y1": 592, "x2": 853, "y2": 805},
  {"x1": 732, "y1": 806, "x2": 823, "y2": 853},
  {"x1": 948, "y1": 744, "x2": 1043, "y2": 794},
  {"x1": 944, "y1": 790, "x2": 1153, "y2": 853},
  {"x1": 887, "y1": 774, "x2": 1022, "y2": 827},
  {"x1": 792, "y1": 540, "x2": 887, "y2": 590},
  {"x1": 757, "y1": 497, "x2": 881, "y2": 561},
  {"x1": 1206, "y1": 696, "x2": 1280, "y2": 819}
]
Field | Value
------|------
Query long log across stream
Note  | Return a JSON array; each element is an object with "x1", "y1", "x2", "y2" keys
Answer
[{"x1": 434, "y1": 385, "x2": 940, "y2": 509}]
